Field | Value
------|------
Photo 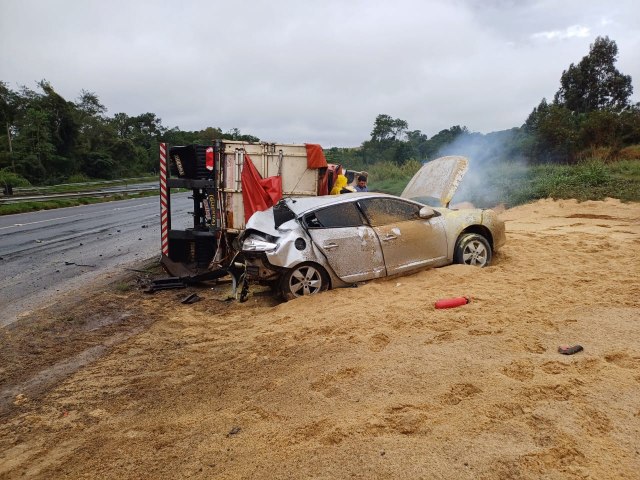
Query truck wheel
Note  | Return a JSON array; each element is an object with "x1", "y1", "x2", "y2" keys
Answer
[
  {"x1": 280, "y1": 263, "x2": 328, "y2": 301},
  {"x1": 454, "y1": 233, "x2": 492, "y2": 267}
]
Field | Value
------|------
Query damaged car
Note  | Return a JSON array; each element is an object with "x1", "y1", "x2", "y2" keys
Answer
[{"x1": 240, "y1": 156, "x2": 506, "y2": 300}]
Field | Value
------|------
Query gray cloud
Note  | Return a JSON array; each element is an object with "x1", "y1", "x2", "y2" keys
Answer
[{"x1": 1, "y1": 0, "x2": 639, "y2": 146}]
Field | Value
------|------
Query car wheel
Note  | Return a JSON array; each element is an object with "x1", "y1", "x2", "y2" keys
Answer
[
  {"x1": 280, "y1": 263, "x2": 328, "y2": 301},
  {"x1": 454, "y1": 233, "x2": 492, "y2": 267}
]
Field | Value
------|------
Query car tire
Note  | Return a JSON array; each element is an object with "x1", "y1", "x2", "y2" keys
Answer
[
  {"x1": 454, "y1": 233, "x2": 492, "y2": 267},
  {"x1": 280, "y1": 263, "x2": 329, "y2": 301}
]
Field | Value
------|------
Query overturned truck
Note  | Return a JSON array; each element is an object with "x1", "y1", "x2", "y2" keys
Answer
[{"x1": 158, "y1": 140, "x2": 347, "y2": 284}]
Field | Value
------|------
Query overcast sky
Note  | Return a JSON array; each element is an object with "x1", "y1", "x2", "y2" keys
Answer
[{"x1": 1, "y1": 0, "x2": 639, "y2": 147}]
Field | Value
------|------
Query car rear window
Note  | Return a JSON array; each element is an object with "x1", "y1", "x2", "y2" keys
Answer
[{"x1": 304, "y1": 202, "x2": 364, "y2": 228}]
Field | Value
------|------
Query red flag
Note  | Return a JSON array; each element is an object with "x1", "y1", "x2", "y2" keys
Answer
[
  {"x1": 305, "y1": 144, "x2": 328, "y2": 169},
  {"x1": 241, "y1": 154, "x2": 283, "y2": 223}
]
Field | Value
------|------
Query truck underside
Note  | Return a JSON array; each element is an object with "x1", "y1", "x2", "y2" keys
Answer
[{"x1": 159, "y1": 141, "x2": 344, "y2": 283}]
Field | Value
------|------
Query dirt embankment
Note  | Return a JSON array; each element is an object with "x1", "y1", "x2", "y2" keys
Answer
[{"x1": 1, "y1": 198, "x2": 639, "y2": 479}]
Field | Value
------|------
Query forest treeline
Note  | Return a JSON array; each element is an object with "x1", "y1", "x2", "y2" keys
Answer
[
  {"x1": 1, "y1": 36, "x2": 639, "y2": 187},
  {"x1": 329, "y1": 36, "x2": 639, "y2": 170}
]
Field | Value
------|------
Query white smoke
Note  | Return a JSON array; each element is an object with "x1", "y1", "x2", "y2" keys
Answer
[{"x1": 437, "y1": 129, "x2": 528, "y2": 208}]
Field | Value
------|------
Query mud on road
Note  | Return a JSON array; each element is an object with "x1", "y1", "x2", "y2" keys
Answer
[{"x1": 1, "y1": 198, "x2": 639, "y2": 479}]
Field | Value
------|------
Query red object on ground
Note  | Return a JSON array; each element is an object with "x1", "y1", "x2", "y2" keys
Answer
[
  {"x1": 435, "y1": 296, "x2": 470, "y2": 309},
  {"x1": 241, "y1": 154, "x2": 283, "y2": 222}
]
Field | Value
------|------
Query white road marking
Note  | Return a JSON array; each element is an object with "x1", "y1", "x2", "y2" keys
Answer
[
  {"x1": 0, "y1": 214, "x2": 83, "y2": 230},
  {"x1": 0, "y1": 201, "x2": 157, "y2": 231}
]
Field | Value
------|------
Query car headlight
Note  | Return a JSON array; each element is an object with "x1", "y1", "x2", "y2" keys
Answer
[{"x1": 242, "y1": 236, "x2": 278, "y2": 252}]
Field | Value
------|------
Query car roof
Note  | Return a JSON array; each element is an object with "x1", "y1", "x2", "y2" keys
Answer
[{"x1": 282, "y1": 192, "x2": 410, "y2": 216}]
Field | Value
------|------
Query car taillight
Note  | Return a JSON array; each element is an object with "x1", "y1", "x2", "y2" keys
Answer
[{"x1": 206, "y1": 147, "x2": 214, "y2": 171}]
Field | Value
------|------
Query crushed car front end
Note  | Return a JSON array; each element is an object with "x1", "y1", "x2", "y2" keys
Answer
[{"x1": 240, "y1": 206, "x2": 309, "y2": 282}]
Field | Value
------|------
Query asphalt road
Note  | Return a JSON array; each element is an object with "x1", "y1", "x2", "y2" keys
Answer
[{"x1": 0, "y1": 193, "x2": 193, "y2": 327}]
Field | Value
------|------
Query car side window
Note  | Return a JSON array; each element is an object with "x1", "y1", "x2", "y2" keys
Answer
[
  {"x1": 303, "y1": 202, "x2": 364, "y2": 228},
  {"x1": 358, "y1": 198, "x2": 421, "y2": 226}
]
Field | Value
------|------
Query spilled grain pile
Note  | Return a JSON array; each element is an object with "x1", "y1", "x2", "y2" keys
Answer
[{"x1": 1, "y1": 198, "x2": 639, "y2": 479}]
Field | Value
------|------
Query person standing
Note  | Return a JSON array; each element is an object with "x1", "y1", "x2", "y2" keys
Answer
[{"x1": 354, "y1": 175, "x2": 368, "y2": 192}]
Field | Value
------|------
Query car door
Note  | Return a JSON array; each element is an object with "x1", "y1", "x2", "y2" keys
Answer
[
  {"x1": 304, "y1": 201, "x2": 386, "y2": 282},
  {"x1": 358, "y1": 197, "x2": 448, "y2": 276}
]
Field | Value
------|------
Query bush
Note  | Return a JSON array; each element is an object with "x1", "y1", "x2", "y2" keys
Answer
[
  {"x1": 367, "y1": 159, "x2": 422, "y2": 194},
  {"x1": 0, "y1": 169, "x2": 31, "y2": 188},
  {"x1": 617, "y1": 145, "x2": 640, "y2": 160},
  {"x1": 66, "y1": 173, "x2": 92, "y2": 183}
]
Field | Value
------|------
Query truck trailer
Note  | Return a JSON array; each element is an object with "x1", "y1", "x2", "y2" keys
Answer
[{"x1": 158, "y1": 140, "x2": 348, "y2": 285}]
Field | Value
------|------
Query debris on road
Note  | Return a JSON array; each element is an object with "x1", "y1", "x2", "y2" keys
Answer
[
  {"x1": 125, "y1": 267, "x2": 154, "y2": 274},
  {"x1": 64, "y1": 261, "x2": 96, "y2": 268},
  {"x1": 181, "y1": 293, "x2": 201, "y2": 304},
  {"x1": 558, "y1": 344, "x2": 584, "y2": 355},
  {"x1": 144, "y1": 277, "x2": 186, "y2": 293}
]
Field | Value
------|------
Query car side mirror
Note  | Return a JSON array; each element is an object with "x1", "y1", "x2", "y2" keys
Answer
[{"x1": 419, "y1": 206, "x2": 436, "y2": 219}]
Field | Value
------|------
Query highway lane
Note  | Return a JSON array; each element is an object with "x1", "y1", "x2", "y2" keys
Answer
[{"x1": 0, "y1": 193, "x2": 194, "y2": 327}]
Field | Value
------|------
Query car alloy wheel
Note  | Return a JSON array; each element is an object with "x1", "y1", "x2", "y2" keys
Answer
[
  {"x1": 455, "y1": 233, "x2": 492, "y2": 267},
  {"x1": 281, "y1": 263, "x2": 326, "y2": 300}
]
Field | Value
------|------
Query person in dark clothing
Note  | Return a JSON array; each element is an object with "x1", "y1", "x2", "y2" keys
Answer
[{"x1": 354, "y1": 175, "x2": 368, "y2": 192}]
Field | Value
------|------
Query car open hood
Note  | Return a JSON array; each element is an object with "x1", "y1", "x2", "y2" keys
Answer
[{"x1": 401, "y1": 155, "x2": 469, "y2": 207}]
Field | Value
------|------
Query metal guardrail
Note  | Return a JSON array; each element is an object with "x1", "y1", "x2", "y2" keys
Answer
[
  {"x1": 11, "y1": 176, "x2": 157, "y2": 194},
  {"x1": 0, "y1": 186, "x2": 159, "y2": 204}
]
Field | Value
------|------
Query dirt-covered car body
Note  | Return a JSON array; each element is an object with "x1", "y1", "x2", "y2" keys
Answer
[{"x1": 241, "y1": 156, "x2": 505, "y2": 299}]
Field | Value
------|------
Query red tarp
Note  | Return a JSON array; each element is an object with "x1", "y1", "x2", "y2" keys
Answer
[
  {"x1": 241, "y1": 154, "x2": 283, "y2": 223},
  {"x1": 305, "y1": 144, "x2": 328, "y2": 169},
  {"x1": 317, "y1": 170, "x2": 329, "y2": 196}
]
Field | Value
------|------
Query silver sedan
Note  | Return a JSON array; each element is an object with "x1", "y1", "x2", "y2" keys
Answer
[{"x1": 241, "y1": 189, "x2": 505, "y2": 300}]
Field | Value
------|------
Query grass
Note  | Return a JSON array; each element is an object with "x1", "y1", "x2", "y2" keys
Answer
[
  {"x1": 367, "y1": 160, "x2": 422, "y2": 195},
  {"x1": 3, "y1": 159, "x2": 638, "y2": 216},
  {"x1": 114, "y1": 281, "x2": 133, "y2": 293},
  {"x1": 459, "y1": 158, "x2": 640, "y2": 207},
  {"x1": 17, "y1": 176, "x2": 157, "y2": 194},
  {"x1": 369, "y1": 158, "x2": 640, "y2": 208}
]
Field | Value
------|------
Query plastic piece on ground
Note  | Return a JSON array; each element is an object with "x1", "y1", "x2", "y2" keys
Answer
[
  {"x1": 558, "y1": 344, "x2": 584, "y2": 355},
  {"x1": 435, "y1": 296, "x2": 470, "y2": 309},
  {"x1": 181, "y1": 293, "x2": 201, "y2": 304}
]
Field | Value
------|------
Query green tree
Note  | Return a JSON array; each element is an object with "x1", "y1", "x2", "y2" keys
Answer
[
  {"x1": 554, "y1": 36, "x2": 633, "y2": 113},
  {"x1": 37, "y1": 80, "x2": 80, "y2": 159},
  {"x1": 406, "y1": 129, "x2": 429, "y2": 159},
  {"x1": 618, "y1": 105, "x2": 640, "y2": 145},
  {"x1": 224, "y1": 127, "x2": 259, "y2": 142},
  {"x1": 13, "y1": 106, "x2": 55, "y2": 181},
  {"x1": 363, "y1": 114, "x2": 412, "y2": 165},
  {"x1": 108, "y1": 112, "x2": 166, "y2": 174},
  {"x1": 0, "y1": 82, "x2": 19, "y2": 172},
  {"x1": 523, "y1": 101, "x2": 578, "y2": 162},
  {"x1": 370, "y1": 114, "x2": 408, "y2": 142},
  {"x1": 73, "y1": 90, "x2": 118, "y2": 178},
  {"x1": 422, "y1": 125, "x2": 468, "y2": 159}
]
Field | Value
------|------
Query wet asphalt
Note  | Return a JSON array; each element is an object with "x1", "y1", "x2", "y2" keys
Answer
[{"x1": 0, "y1": 193, "x2": 193, "y2": 327}]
